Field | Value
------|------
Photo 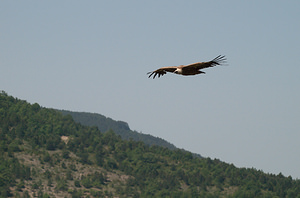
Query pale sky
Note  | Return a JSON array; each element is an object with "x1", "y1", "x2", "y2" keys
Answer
[{"x1": 1, "y1": 1, "x2": 300, "y2": 178}]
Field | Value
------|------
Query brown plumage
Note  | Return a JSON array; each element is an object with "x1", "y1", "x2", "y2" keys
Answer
[{"x1": 147, "y1": 55, "x2": 226, "y2": 79}]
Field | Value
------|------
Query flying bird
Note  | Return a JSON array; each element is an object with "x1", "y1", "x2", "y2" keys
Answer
[{"x1": 147, "y1": 55, "x2": 226, "y2": 79}]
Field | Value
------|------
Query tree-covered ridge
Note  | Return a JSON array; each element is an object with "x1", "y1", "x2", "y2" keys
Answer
[
  {"x1": 57, "y1": 110, "x2": 177, "y2": 150},
  {"x1": 1, "y1": 91, "x2": 300, "y2": 197}
]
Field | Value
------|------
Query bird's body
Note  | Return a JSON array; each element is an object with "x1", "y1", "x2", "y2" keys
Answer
[{"x1": 147, "y1": 55, "x2": 226, "y2": 79}]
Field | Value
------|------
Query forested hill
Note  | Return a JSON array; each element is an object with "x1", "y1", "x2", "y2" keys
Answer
[
  {"x1": 1, "y1": 91, "x2": 300, "y2": 197},
  {"x1": 57, "y1": 110, "x2": 177, "y2": 150}
]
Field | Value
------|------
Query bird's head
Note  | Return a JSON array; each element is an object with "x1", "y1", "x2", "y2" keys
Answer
[{"x1": 174, "y1": 68, "x2": 182, "y2": 74}]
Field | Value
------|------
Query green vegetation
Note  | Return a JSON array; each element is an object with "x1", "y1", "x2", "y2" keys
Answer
[
  {"x1": 58, "y1": 110, "x2": 178, "y2": 150},
  {"x1": 1, "y1": 90, "x2": 300, "y2": 197}
]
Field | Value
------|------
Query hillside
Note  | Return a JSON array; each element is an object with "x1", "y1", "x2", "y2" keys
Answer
[
  {"x1": 1, "y1": 91, "x2": 300, "y2": 197},
  {"x1": 57, "y1": 110, "x2": 177, "y2": 150}
]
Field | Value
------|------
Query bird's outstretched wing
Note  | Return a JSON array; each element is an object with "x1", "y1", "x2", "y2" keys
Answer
[
  {"x1": 183, "y1": 55, "x2": 226, "y2": 70},
  {"x1": 147, "y1": 66, "x2": 177, "y2": 79}
]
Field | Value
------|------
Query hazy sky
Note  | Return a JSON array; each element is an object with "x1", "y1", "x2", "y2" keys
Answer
[{"x1": 1, "y1": 1, "x2": 300, "y2": 178}]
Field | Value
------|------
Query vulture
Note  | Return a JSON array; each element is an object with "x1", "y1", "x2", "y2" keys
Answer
[{"x1": 147, "y1": 55, "x2": 226, "y2": 79}]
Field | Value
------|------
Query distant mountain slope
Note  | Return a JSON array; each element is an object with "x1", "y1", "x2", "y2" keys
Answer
[
  {"x1": 1, "y1": 91, "x2": 300, "y2": 197},
  {"x1": 57, "y1": 110, "x2": 178, "y2": 150}
]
